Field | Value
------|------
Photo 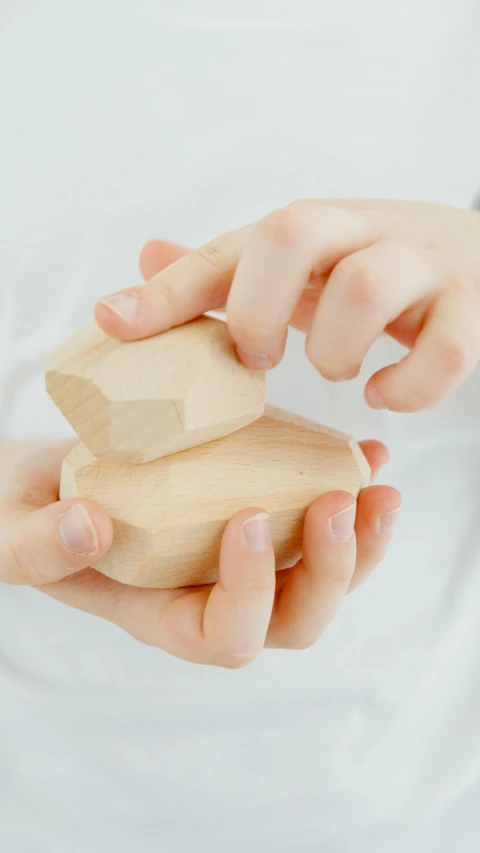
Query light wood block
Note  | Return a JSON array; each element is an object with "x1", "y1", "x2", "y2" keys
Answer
[
  {"x1": 60, "y1": 406, "x2": 370, "y2": 588},
  {"x1": 46, "y1": 316, "x2": 265, "y2": 464}
]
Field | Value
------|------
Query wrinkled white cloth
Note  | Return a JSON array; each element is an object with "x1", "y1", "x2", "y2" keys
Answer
[{"x1": 1, "y1": 2, "x2": 480, "y2": 850}]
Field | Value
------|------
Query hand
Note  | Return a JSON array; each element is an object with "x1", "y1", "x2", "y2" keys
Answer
[
  {"x1": 0, "y1": 440, "x2": 400, "y2": 665},
  {"x1": 0, "y1": 440, "x2": 113, "y2": 584},
  {"x1": 96, "y1": 200, "x2": 480, "y2": 412}
]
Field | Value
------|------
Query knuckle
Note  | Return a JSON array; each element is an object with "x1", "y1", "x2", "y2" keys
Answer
[
  {"x1": 338, "y1": 256, "x2": 383, "y2": 308},
  {"x1": 395, "y1": 334, "x2": 472, "y2": 414},
  {"x1": 152, "y1": 275, "x2": 179, "y2": 314},
  {"x1": 259, "y1": 205, "x2": 304, "y2": 249},
  {"x1": 327, "y1": 565, "x2": 356, "y2": 588},
  {"x1": 436, "y1": 335, "x2": 470, "y2": 377},
  {"x1": 286, "y1": 198, "x2": 309, "y2": 213},
  {"x1": 153, "y1": 274, "x2": 187, "y2": 315},
  {"x1": 395, "y1": 385, "x2": 428, "y2": 413},
  {"x1": 195, "y1": 239, "x2": 230, "y2": 276}
]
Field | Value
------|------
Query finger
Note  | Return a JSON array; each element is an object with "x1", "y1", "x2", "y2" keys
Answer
[
  {"x1": 95, "y1": 225, "x2": 252, "y2": 341},
  {"x1": 139, "y1": 239, "x2": 190, "y2": 280},
  {"x1": 227, "y1": 203, "x2": 373, "y2": 369},
  {"x1": 306, "y1": 243, "x2": 437, "y2": 381},
  {"x1": 41, "y1": 508, "x2": 276, "y2": 668},
  {"x1": 140, "y1": 247, "x2": 324, "y2": 334},
  {"x1": 266, "y1": 492, "x2": 356, "y2": 650},
  {"x1": 358, "y1": 439, "x2": 389, "y2": 482},
  {"x1": 365, "y1": 288, "x2": 480, "y2": 412},
  {"x1": 199, "y1": 508, "x2": 276, "y2": 666},
  {"x1": 0, "y1": 499, "x2": 113, "y2": 585},
  {"x1": 125, "y1": 506, "x2": 275, "y2": 667},
  {"x1": 348, "y1": 485, "x2": 402, "y2": 592},
  {"x1": 289, "y1": 284, "x2": 321, "y2": 332}
]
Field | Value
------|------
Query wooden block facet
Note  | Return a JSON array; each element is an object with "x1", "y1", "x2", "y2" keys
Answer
[
  {"x1": 46, "y1": 316, "x2": 265, "y2": 463},
  {"x1": 60, "y1": 408, "x2": 370, "y2": 589}
]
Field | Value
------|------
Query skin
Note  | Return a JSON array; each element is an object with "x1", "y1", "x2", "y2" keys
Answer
[
  {"x1": 0, "y1": 239, "x2": 402, "y2": 668},
  {"x1": 96, "y1": 200, "x2": 480, "y2": 413},
  {"x1": 0, "y1": 438, "x2": 399, "y2": 665}
]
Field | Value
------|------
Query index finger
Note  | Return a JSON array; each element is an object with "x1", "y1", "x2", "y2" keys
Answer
[{"x1": 95, "y1": 225, "x2": 252, "y2": 341}]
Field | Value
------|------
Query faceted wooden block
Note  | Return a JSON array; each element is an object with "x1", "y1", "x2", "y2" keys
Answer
[
  {"x1": 46, "y1": 316, "x2": 265, "y2": 464},
  {"x1": 60, "y1": 406, "x2": 370, "y2": 588}
]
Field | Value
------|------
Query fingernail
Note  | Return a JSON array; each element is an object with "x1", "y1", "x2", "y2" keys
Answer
[
  {"x1": 58, "y1": 505, "x2": 99, "y2": 556},
  {"x1": 365, "y1": 385, "x2": 386, "y2": 410},
  {"x1": 242, "y1": 512, "x2": 272, "y2": 551},
  {"x1": 236, "y1": 347, "x2": 272, "y2": 370},
  {"x1": 378, "y1": 507, "x2": 401, "y2": 534},
  {"x1": 329, "y1": 503, "x2": 356, "y2": 541},
  {"x1": 98, "y1": 291, "x2": 139, "y2": 322}
]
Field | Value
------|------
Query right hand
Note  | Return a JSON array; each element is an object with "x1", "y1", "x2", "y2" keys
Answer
[
  {"x1": 0, "y1": 434, "x2": 399, "y2": 667},
  {"x1": 97, "y1": 200, "x2": 480, "y2": 414}
]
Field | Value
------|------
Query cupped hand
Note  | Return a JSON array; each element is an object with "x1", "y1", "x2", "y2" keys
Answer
[
  {"x1": 95, "y1": 200, "x2": 480, "y2": 413},
  {"x1": 0, "y1": 440, "x2": 400, "y2": 666}
]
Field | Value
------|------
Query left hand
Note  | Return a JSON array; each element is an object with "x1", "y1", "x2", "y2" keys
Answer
[
  {"x1": 96, "y1": 199, "x2": 480, "y2": 413},
  {"x1": 0, "y1": 440, "x2": 398, "y2": 664},
  {"x1": 39, "y1": 438, "x2": 400, "y2": 664}
]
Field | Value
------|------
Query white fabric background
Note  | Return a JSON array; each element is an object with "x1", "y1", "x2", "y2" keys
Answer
[{"x1": 1, "y1": 2, "x2": 480, "y2": 850}]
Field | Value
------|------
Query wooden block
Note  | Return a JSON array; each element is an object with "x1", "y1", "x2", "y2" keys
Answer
[
  {"x1": 46, "y1": 316, "x2": 265, "y2": 464},
  {"x1": 60, "y1": 405, "x2": 370, "y2": 588}
]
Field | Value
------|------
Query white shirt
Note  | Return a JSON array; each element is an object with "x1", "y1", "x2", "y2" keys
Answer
[{"x1": 1, "y1": 2, "x2": 480, "y2": 850}]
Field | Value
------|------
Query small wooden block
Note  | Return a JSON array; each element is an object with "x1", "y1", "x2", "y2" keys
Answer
[
  {"x1": 60, "y1": 406, "x2": 370, "y2": 588},
  {"x1": 46, "y1": 316, "x2": 265, "y2": 464}
]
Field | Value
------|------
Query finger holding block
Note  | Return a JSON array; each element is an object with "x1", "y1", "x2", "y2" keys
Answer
[
  {"x1": 60, "y1": 406, "x2": 370, "y2": 588},
  {"x1": 46, "y1": 316, "x2": 265, "y2": 464}
]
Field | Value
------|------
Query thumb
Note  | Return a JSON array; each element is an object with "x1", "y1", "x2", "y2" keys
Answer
[
  {"x1": 139, "y1": 239, "x2": 190, "y2": 281},
  {"x1": 1, "y1": 498, "x2": 113, "y2": 585}
]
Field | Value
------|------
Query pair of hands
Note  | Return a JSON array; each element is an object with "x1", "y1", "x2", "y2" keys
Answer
[{"x1": 3, "y1": 199, "x2": 480, "y2": 666}]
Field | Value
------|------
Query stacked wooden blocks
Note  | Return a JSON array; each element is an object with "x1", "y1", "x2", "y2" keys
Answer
[{"x1": 46, "y1": 317, "x2": 369, "y2": 588}]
